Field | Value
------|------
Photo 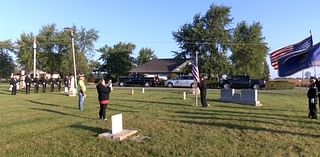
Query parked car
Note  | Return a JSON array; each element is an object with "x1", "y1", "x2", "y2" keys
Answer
[
  {"x1": 165, "y1": 75, "x2": 194, "y2": 88},
  {"x1": 220, "y1": 75, "x2": 266, "y2": 89},
  {"x1": 118, "y1": 74, "x2": 155, "y2": 87}
]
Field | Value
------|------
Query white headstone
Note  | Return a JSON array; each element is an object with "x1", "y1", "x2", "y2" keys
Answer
[
  {"x1": 183, "y1": 92, "x2": 186, "y2": 100},
  {"x1": 112, "y1": 114, "x2": 123, "y2": 134},
  {"x1": 68, "y1": 76, "x2": 77, "y2": 96},
  {"x1": 142, "y1": 88, "x2": 145, "y2": 93},
  {"x1": 131, "y1": 89, "x2": 134, "y2": 95}
]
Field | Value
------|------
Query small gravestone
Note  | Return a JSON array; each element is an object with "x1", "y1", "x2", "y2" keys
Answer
[
  {"x1": 131, "y1": 89, "x2": 134, "y2": 95},
  {"x1": 142, "y1": 88, "x2": 145, "y2": 94},
  {"x1": 112, "y1": 114, "x2": 123, "y2": 134},
  {"x1": 98, "y1": 113, "x2": 138, "y2": 141},
  {"x1": 183, "y1": 92, "x2": 186, "y2": 100}
]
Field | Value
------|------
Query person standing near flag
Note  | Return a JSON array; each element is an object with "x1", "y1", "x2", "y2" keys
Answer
[
  {"x1": 198, "y1": 74, "x2": 209, "y2": 108},
  {"x1": 308, "y1": 77, "x2": 317, "y2": 119}
]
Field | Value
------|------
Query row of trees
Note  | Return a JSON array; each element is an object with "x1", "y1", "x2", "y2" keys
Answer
[
  {"x1": 0, "y1": 24, "x2": 156, "y2": 79},
  {"x1": 0, "y1": 3, "x2": 269, "y2": 80}
]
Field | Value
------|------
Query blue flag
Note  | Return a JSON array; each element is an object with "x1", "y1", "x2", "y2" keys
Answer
[{"x1": 278, "y1": 42, "x2": 320, "y2": 77}]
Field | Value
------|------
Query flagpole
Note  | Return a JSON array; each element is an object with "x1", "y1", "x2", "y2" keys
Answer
[
  {"x1": 33, "y1": 36, "x2": 37, "y2": 78},
  {"x1": 195, "y1": 51, "x2": 198, "y2": 107},
  {"x1": 309, "y1": 30, "x2": 316, "y2": 78}
]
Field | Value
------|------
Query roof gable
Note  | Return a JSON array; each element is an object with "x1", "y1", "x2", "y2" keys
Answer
[{"x1": 130, "y1": 58, "x2": 189, "y2": 73}]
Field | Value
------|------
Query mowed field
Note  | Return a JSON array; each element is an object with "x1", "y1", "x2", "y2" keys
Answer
[{"x1": 1, "y1": 84, "x2": 320, "y2": 157}]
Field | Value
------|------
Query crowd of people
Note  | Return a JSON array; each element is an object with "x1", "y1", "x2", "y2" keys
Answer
[
  {"x1": 9, "y1": 74, "x2": 73, "y2": 95},
  {"x1": 9, "y1": 74, "x2": 113, "y2": 121}
]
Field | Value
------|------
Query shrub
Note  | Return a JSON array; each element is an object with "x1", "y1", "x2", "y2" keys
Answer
[
  {"x1": 206, "y1": 80, "x2": 220, "y2": 89},
  {"x1": 265, "y1": 81, "x2": 295, "y2": 90}
]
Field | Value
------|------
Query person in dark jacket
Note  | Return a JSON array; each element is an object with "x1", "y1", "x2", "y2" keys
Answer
[
  {"x1": 49, "y1": 76, "x2": 55, "y2": 92},
  {"x1": 56, "y1": 75, "x2": 62, "y2": 92},
  {"x1": 33, "y1": 76, "x2": 40, "y2": 93},
  {"x1": 315, "y1": 78, "x2": 320, "y2": 109},
  {"x1": 198, "y1": 74, "x2": 209, "y2": 108},
  {"x1": 10, "y1": 76, "x2": 18, "y2": 95},
  {"x1": 96, "y1": 79, "x2": 112, "y2": 120},
  {"x1": 25, "y1": 75, "x2": 32, "y2": 94},
  {"x1": 308, "y1": 77, "x2": 317, "y2": 119},
  {"x1": 40, "y1": 76, "x2": 47, "y2": 93}
]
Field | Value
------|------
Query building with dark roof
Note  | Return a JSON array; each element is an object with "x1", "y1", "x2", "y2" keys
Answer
[{"x1": 129, "y1": 58, "x2": 191, "y2": 79}]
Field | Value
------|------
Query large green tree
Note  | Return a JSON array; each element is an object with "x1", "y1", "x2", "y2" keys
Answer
[
  {"x1": 173, "y1": 4, "x2": 232, "y2": 80},
  {"x1": 137, "y1": 47, "x2": 157, "y2": 65},
  {"x1": 0, "y1": 40, "x2": 15, "y2": 78},
  {"x1": 230, "y1": 21, "x2": 269, "y2": 79},
  {"x1": 98, "y1": 42, "x2": 136, "y2": 79},
  {"x1": 15, "y1": 24, "x2": 99, "y2": 76}
]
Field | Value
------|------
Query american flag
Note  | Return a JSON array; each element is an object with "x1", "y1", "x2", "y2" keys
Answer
[
  {"x1": 192, "y1": 58, "x2": 200, "y2": 83},
  {"x1": 270, "y1": 36, "x2": 313, "y2": 69}
]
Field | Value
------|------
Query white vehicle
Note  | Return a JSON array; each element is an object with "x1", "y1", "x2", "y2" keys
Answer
[{"x1": 165, "y1": 75, "x2": 194, "y2": 88}]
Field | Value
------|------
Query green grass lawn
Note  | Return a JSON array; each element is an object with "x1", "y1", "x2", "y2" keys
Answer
[{"x1": 1, "y1": 85, "x2": 320, "y2": 157}]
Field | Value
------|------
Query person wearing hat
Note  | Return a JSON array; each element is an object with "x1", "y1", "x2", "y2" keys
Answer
[
  {"x1": 307, "y1": 77, "x2": 317, "y2": 119},
  {"x1": 198, "y1": 74, "x2": 209, "y2": 108},
  {"x1": 78, "y1": 74, "x2": 87, "y2": 111}
]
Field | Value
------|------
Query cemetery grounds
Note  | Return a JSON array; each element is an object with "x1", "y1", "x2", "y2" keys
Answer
[{"x1": 0, "y1": 84, "x2": 320, "y2": 157}]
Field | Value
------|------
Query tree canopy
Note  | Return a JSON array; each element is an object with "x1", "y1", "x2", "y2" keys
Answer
[
  {"x1": 98, "y1": 42, "x2": 136, "y2": 79},
  {"x1": 230, "y1": 21, "x2": 269, "y2": 79},
  {"x1": 0, "y1": 40, "x2": 15, "y2": 78},
  {"x1": 173, "y1": 4, "x2": 233, "y2": 79},
  {"x1": 137, "y1": 47, "x2": 157, "y2": 65},
  {"x1": 14, "y1": 24, "x2": 99, "y2": 76}
]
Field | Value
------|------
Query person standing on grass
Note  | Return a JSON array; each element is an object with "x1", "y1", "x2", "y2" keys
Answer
[
  {"x1": 40, "y1": 76, "x2": 47, "y2": 93},
  {"x1": 78, "y1": 74, "x2": 87, "y2": 111},
  {"x1": 96, "y1": 79, "x2": 112, "y2": 120},
  {"x1": 308, "y1": 77, "x2": 317, "y2": 119},
  {"x1": 315, "y1": 78, "x2": 320, "y2": 109},
  {"x1": 25, "y1": 74, "x2": 32, "y2": 94},
  {"x1": 56, "y1": 75, "x2": 62, "y2": 92},
  {"x1": 33, "y1": 76, "x2": 40, "y2": 93},
  {"x1": 10, "y1": 76, "x2": 17, "y2": 95},
  {"x1": 198, "y1": 74, "x2": 209, "y2": 108}
]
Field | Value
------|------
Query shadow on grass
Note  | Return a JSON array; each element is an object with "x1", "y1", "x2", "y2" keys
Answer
[
  {"x1": 69, "y1": 124, "x2": 110, "y2": 134},
  {"x1": 28, "y1": 100, "x2": 76, "y2": 109},
  {"x1": 113, "y1": 98, "x2": 189, "y2": 107},
  {"x1": 0, "y1": 91, "x2": 11, "y2": 95},
  {"x1": 109, "y1": 107, "x2": 139, "y2": 113},
  {"x1": 162, "y1": 97, "x2": 185, "y2": 100},
  {"x1": 176, "y1": 119, "x2": 320, "y2": 138},
  {"x1": 173, "y1": 114, "x2": 318, "y2": 129},
  {"x1": 29, "y1": 108, "x2": 96, "y2": 120},
  {"x1": 174, "y1": 110, "x2": 318, "y2": 125},
  {"x1": 207, "y1": 99, "x2": 305, "y2": 113}
]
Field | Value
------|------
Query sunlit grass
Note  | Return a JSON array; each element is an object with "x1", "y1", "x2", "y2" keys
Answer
[{"x1": 0, "y1": 85, "x2": 319, "y2": 156}]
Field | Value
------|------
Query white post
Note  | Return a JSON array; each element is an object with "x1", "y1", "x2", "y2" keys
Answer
[
  {"x1": 183, "y1": 92, "x2": 186, "y2": 100},
  {"x1": 71, "y1": 30, "x2": 77, "y2": 89},
  {"x1": 33, "y1": 36, "x2": 37, "y2": 78},
  {"x1": 131, "y1": 89, "x2": 134, "y2": 95},
  {"x1": 142, "y1": 88, "x2": 145, "y2": 93}
]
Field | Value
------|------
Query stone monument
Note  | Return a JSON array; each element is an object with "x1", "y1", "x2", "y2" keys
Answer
[
  {"x1": 68, "y1": 76, "x2": 77, "y2": 97},
  {"x1": 220, "y1": 89, "x2": 262, "y2": 106}
]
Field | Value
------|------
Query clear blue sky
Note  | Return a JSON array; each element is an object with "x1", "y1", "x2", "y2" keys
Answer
[{"x1": 1, "y1": 0, "x2": 320, "y2": 78}]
